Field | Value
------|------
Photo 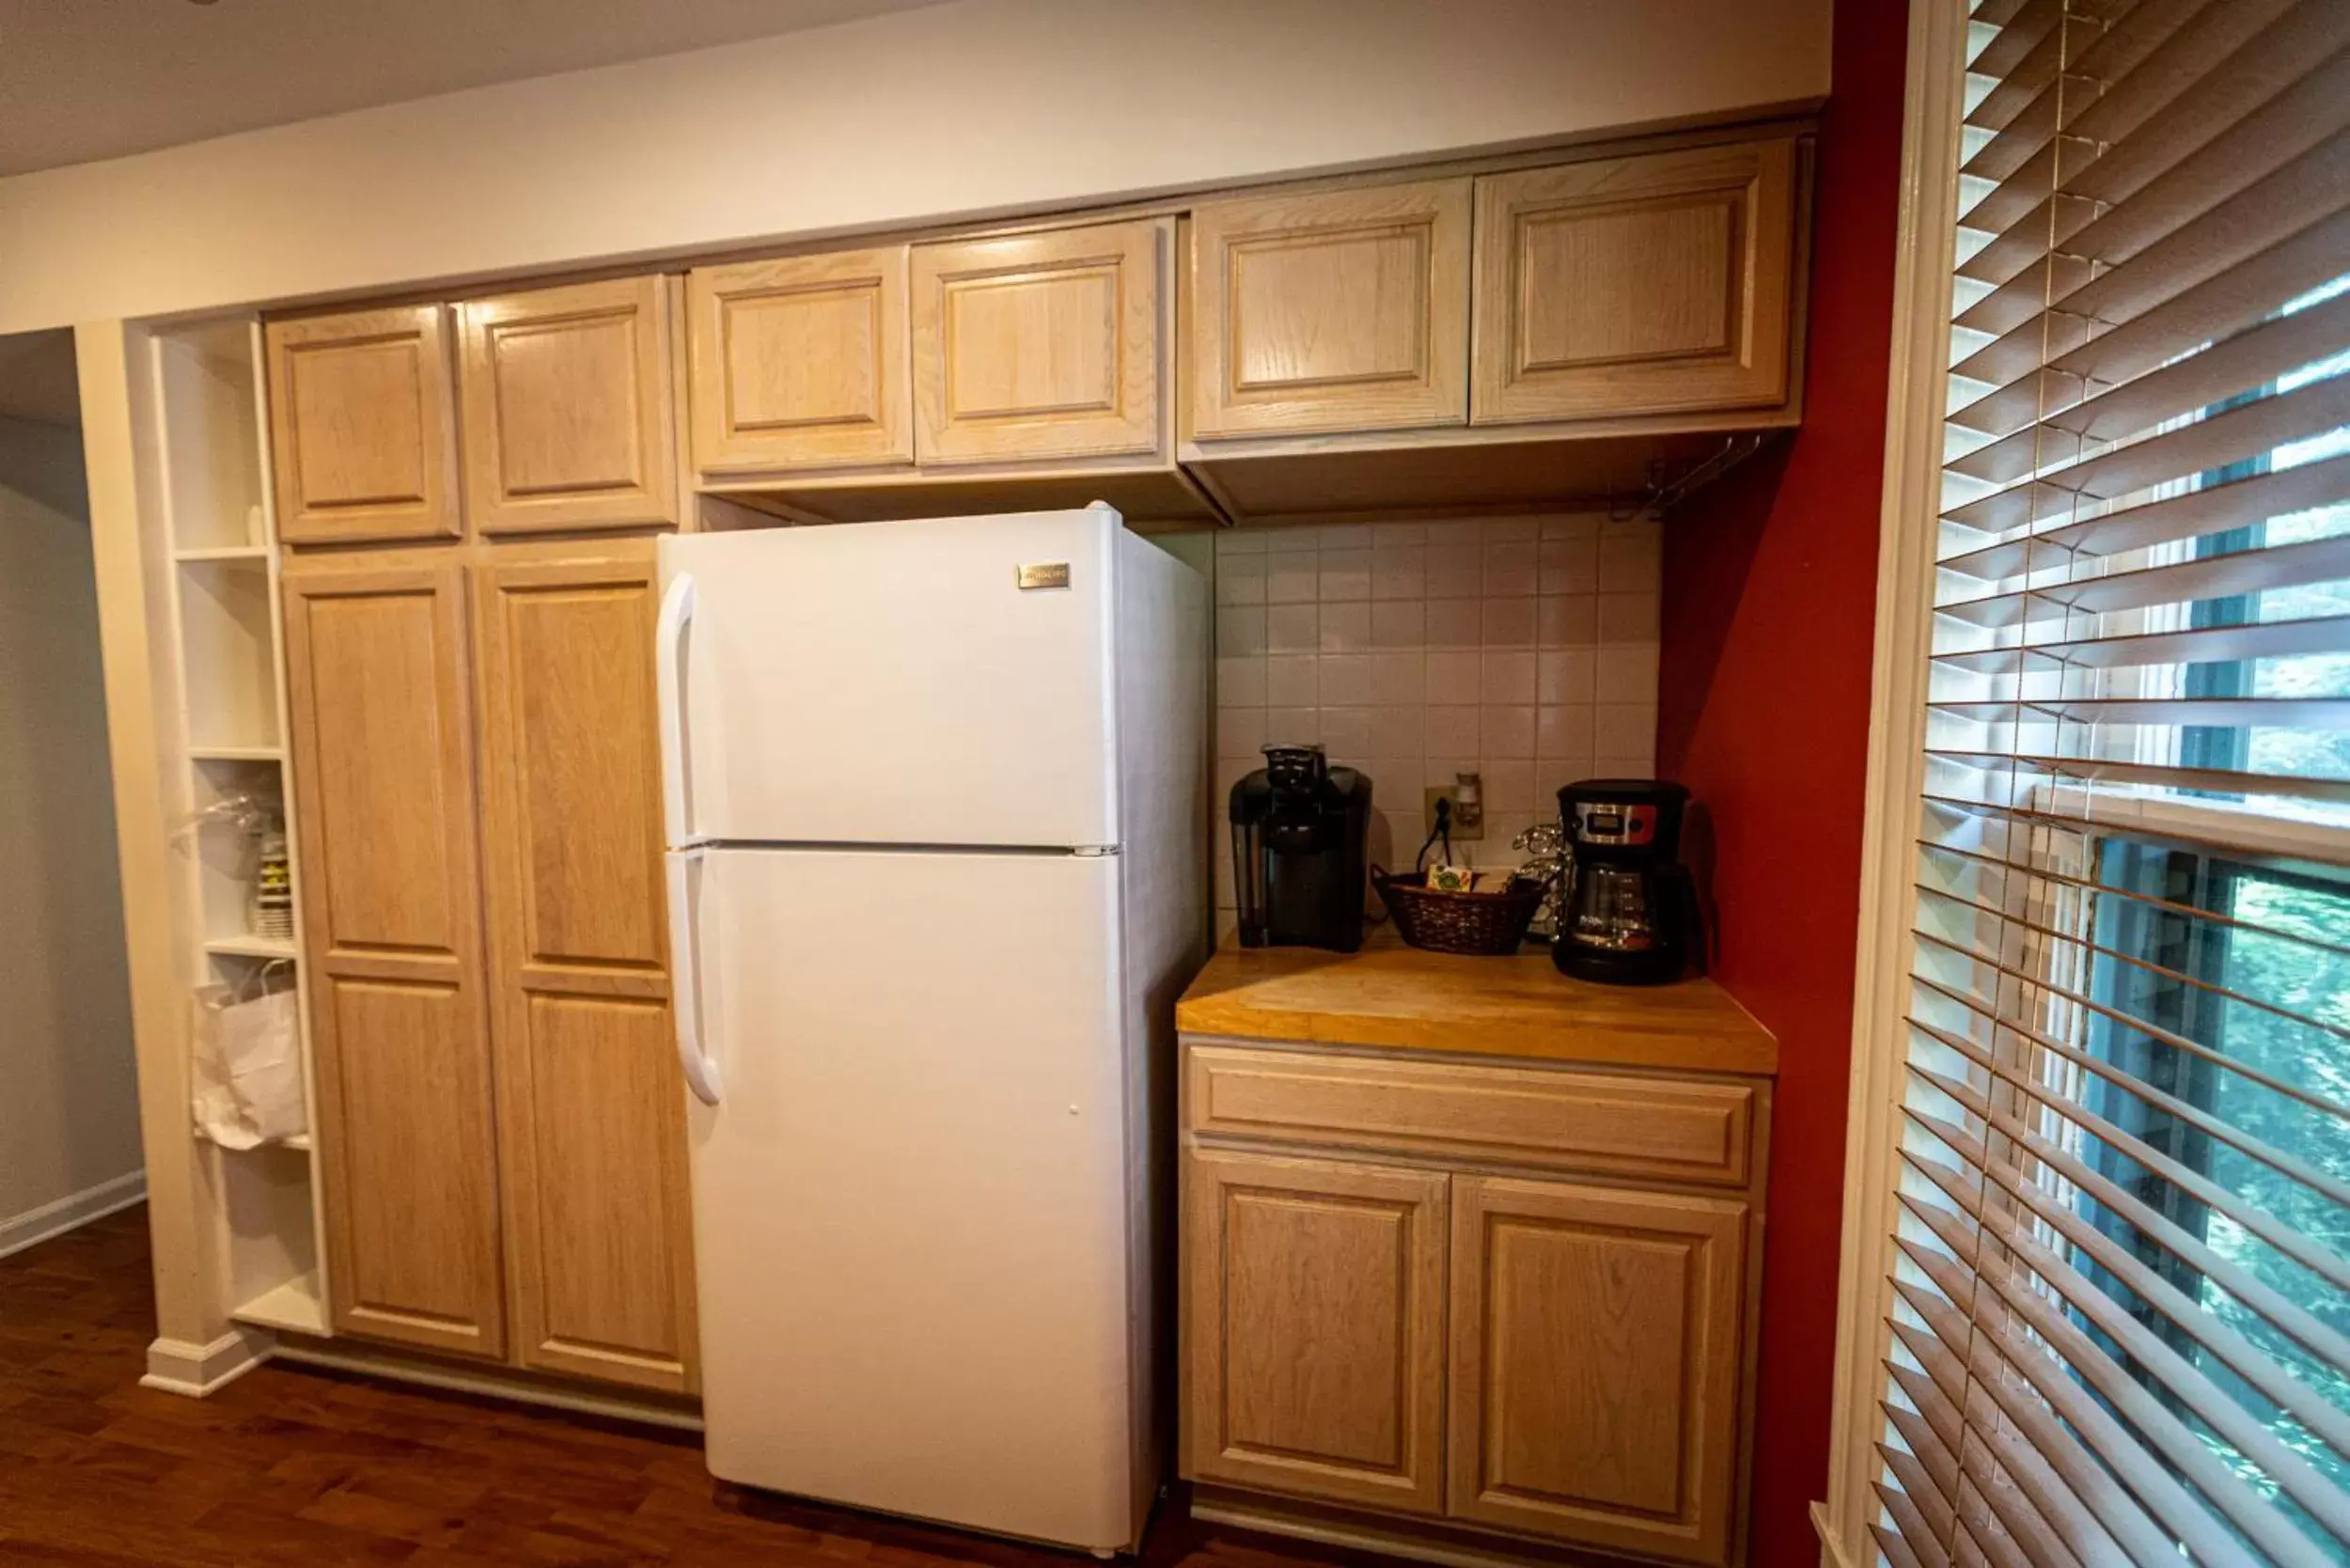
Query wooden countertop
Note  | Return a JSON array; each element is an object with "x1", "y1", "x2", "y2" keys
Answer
[{"x1": 1177, "y1": 930, "x2": 1778, "y2": 1077}]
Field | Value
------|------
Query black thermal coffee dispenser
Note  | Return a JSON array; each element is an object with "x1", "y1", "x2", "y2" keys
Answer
[{"x1": 1230, "y1": 745, "x2": 1372, "y2": 952}]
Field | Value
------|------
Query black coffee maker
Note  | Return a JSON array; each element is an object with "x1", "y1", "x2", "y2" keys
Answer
[
  {"x1": 1230, "y1": 745, "x2": 1372, "y2": 951},
  {"x1": 1552, "y1": 779, "x2": 1699, "y2": 984}
]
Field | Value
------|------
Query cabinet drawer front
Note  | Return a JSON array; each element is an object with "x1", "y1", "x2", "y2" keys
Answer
[
  {"x1": 1190, "y1": 179, "x2": 1470, "y2": 439},
  {"x1": 1472, "y1": 138, "x2": 1798, "y2": 425},
  {"x1": 913, "y1": 218, "x2": 1167, "y2": 465},
  {"x1": 1186, "y1": 1045, "x2": 1753, "y2": 1185}
]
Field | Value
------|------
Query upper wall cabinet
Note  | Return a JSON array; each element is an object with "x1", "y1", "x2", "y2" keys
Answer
[
  {"x1": 267, "y1": 306, "x2": 460, "y2": 546},
  {"x1": 686, "y1": 247, "x2": 913, "y2": 477},
  {"x1": 456, "y1": 276, "x2": 680, "y2": 536},
  {"x1": 912, "y1": 218, "x2": 1168, "y2": 465},
  {"x1": 1189, "y1": 180, "x2": 1470, "y2": 440},
  {"x1": 1472, "y1": 138, "x2": 1797, "y2": 425}
]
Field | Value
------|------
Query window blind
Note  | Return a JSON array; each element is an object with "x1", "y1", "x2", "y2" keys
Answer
[{"x1": 1876, "y1": 0, "x2": 2350, "y2": 1564}]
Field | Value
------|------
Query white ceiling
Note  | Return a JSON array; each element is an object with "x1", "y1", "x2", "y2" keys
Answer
[{"x1": 0, "y1": 0, "x2": 947, "y2": 178}]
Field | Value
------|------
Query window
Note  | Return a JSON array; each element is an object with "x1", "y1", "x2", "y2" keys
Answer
[{"x1": 1842, "y1": 1, "x2": 2350, "y2": 1564}]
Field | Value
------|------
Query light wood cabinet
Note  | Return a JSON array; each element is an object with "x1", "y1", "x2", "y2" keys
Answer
[
  {"x1": 473, "y1": 545, "x2": 697, "y2": 1394},
  {"x1": 267, "y1": 306, "x2": 461, "y2": 546},
  {"x1": 686, "y1": 247, "x2": 913, "y2": 475},
  {"x1": 1188, "y1": 180, "x2": 1470, "y2": 439},
  {"x1": 1472, "y1": 139, "x2": 1797, "y2": 424},
  {"x1": 456, "y1": 277, "x2": 680, "y2": 537},
  {"x1": 281, "y1": 558, "x2": 504, "y2": 1358},
  {"x1": 1183, "y1": 1148, "x2": 1449, "y2": 1515},
  {"x1": 1449, "y1": 1177, "x2": 1747, "y2": 1565},
  {"x1": 1179, "y1": 1029, "x2": 1768, "y2": 1568},
  {"x1": 912, "y1": 218, "x2": 1168, "y2": 465}
]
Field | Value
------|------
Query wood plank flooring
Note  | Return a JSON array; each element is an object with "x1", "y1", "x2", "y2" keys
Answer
[{"x1": 0, "y1": 1206, "x2": 1354, "y2": 1568}]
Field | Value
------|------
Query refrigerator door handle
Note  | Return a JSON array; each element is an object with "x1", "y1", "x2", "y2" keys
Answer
[
  {"x1": 666, "y1": 848, "x2": 723, "y2": 1105},
  {"x1": 656, "y1": 570, "x2": 703, "y2": 848}
]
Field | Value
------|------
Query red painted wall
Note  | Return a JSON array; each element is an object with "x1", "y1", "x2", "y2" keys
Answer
[{"x1": 1656, "y1": 3, "x2": 1908, "y2": 1563}]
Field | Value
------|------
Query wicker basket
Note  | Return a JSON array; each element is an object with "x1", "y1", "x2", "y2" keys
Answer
[{"x1": 1373, "y1": 868, "x2": 1546, "y2": 956}]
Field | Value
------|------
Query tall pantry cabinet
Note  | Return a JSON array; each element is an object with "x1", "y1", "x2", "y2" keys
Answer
[{"x1": 266, "y1": 277, "x2": 698, "y2": 1396}]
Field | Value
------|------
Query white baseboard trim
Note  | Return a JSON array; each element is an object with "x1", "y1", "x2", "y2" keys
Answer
[
  {"x1": 0, "y1": 1168, "x2": 147, "y2": 1261},
  {"x1": 141, "y1": 1325, "x2": 274, "y2": 1397}
]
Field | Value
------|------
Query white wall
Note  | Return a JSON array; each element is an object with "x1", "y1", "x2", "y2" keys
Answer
[
  {"x1": 0, "y1": 0, "x2": 1829, "y2": 335},
  {"x1": 0, "y1": 414, "x2": 146, "y2": 1251}
]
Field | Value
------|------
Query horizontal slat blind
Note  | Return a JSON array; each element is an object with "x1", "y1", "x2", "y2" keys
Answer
[{"x1": 1875, "y1": 1, "x2": 2350, "y2": 1563}]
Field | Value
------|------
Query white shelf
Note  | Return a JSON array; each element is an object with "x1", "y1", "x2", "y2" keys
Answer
[
  {"x1": 284, "y1": 1133, "x2": 312, "y2": 1152},
  {"x1": 232, "y1": 1273, "x2": 327, "y2": 1337},
  {"x1": 204, "y1": 935, "x2": 297, "y2": 961},
  {"x1": 176, "y1": 544, "x2": 269, "y2": 564},
  {"x1": 188, "y1": 744, "x2": 283, "y2": 763}
]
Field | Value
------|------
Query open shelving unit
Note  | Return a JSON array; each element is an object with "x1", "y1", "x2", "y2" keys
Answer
[{"x1": 142, "y1": 318, "x2": 330, "y2": 1339}]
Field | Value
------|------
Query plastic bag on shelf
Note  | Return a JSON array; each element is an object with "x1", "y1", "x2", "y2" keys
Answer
[{"x1": 190, "y1": 964, "x2": 306, "y2": 1150}]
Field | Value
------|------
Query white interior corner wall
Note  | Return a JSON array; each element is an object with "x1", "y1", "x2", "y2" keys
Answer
[
  {"x1": 0, "y1": 0, "x2": 1830, "y2": 336},
  {"x1": 0, "y1": 413, "x2": 147, "y2": 1255}
]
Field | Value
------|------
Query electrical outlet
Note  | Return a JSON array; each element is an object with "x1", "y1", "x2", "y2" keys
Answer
[{"x1": 1424, "y1": 782, "x2": 1484, "y2": 842}]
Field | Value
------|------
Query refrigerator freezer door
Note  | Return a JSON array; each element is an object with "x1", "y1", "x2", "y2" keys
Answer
[
  {"x1": 686, "y1": 845, "x2": 1136, "y2": 1550},
  {"x1": 660, "y1": 511, "x2": 1119, "y2": 850}
]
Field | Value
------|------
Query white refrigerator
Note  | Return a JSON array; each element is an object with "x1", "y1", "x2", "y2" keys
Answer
[{"x1": 654, "y1": 506, "x2": 1206, "y2": 1554}]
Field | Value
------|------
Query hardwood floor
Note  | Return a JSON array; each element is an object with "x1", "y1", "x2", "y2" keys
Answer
[{"x1": 0, "y1": 1206, "x2": 1350, "y2": 1568}]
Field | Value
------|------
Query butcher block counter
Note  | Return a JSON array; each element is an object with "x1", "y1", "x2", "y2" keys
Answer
[
  {"x1": 1175, "y1": 929, "x2": 1777, "y2": 1076},
  {"x1": 1175, "y1": 931, "x2": 1776, "y2": 1568}
]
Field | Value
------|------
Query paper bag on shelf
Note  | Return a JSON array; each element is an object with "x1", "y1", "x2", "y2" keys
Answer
[{"x1": 190, "y1": 983, "x2": 306, "y2": 1150}]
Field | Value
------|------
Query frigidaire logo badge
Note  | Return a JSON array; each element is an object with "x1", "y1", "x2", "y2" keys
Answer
[{"x1": 1016, "y1": 563, "x2": 1072, "y2": 590}]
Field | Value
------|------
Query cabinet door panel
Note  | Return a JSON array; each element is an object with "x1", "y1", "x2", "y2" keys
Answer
[
  {"x1": 323, "y1": 976, "x2": 504, "y2": 1348},
  {"x1": 1473, "y1": 139, "x2": 1797, "y2": 424},
  {"x1": 283, "y1": 560, "x2": 503, "y2": 1358},
  {"x1": 1449, "y1": 1176, "x2": 1746, "y2": 1566},
  {"x1": 1183, "y1": 1148, "x2": 1447, "y2": 1513},
  {"x1": 458, "y1": 276, "x2": 679, "y2": 536},
  {"x1": 687, "y1": 248, "x2": 912, "y2": 475},
  {"x1": 913, "y1": 219, "x2": 1167, "y2": 464},
  {"x1": 475, "y1": 547, "x2": 696, "y2": 1392},
  {"x1": 1190, "y1": 180, "x2": 1469, "y2": 438},
  {"x1": 509, "y1": 993, "x2": 692, "y2": 1388},
  {"x1": 268, "y1": 306, "x2": 460, "y2": 545}
]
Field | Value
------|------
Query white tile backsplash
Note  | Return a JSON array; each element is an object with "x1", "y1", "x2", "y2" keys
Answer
[{"x1": 1214, "y1": 512, "x2": 1659, "y2": 907}]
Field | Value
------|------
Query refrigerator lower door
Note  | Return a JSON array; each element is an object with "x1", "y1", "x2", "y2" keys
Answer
[
  {"x1": 684, "y1": 845, "x2": 1136, "y2": 1550},
  {"x1": 659, "y1": 511, "x2": 1120, "y2": 850}
]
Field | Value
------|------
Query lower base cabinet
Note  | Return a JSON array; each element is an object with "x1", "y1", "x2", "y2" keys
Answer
[
  {"x1": 1180, "y1": 1043, "x2": 1766, "y2": 1568},
  {"x1": 284, "y1": 541, "x2": 697, "y2": 1394}
]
